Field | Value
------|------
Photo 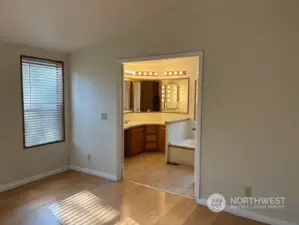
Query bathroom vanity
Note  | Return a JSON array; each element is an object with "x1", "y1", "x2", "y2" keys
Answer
[{"x1": 124, "y1": 124, "x2": 166, "y2": 157}]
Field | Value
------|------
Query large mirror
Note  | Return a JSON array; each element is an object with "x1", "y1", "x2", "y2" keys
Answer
[
  {"x1": 161, "y1": 83, "x2": 178, "y2": 110},
  {"x1": 134, "y1": 80, "x2": 160, "y2": 112},
  {"x1": 124, "y1": 80, "x2": 133, "y2": 112},
  {"x1": 161, "y1": 78, "x2": 189, "y2": 113},
  {"x1": 127, "y1": 78, "x2": 189, "y2": 114}
]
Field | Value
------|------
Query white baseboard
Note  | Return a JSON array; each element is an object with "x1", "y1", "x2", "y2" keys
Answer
[
  {"x1": 0, "y1": 166, "x2": 69, "y2": 193},
  {"x1": 69, "y1": 165, "x2": 118, "y2": 181},
  {"x1": 196, "y1": 198, "x2": 297, "y2": 225}
]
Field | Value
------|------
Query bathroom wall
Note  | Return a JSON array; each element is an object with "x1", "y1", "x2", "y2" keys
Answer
[{"x1": 124, "y1": 57, "x2": 199, "y2": 123}]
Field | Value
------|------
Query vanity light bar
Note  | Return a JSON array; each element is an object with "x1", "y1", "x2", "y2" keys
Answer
[
  {"x1": 124, "y1": 70, "x2": 136, "y2": 75},
  {"x1": 137, "y1": 71, "x2": 158, "y2": 76},
  {"x1": 124, "y1": 70, "x2": 158, "y2": 76},
  {"x1": 164, "y1": 70, "x2": 186, "y2": 76}
]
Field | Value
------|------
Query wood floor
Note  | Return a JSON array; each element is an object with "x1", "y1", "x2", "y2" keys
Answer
[
  {"x1": 124, "y1": 152, "x2": 194, "y2": 198},
  {"x1": 0, "y1": 171, "x2": 266, "y2": 225}
]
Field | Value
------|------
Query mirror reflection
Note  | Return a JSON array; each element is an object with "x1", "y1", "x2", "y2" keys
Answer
[
  {"x1": 134, "y1": 80, "x2": 160, "y2": 112},
  {"x1": 124, "y1": 78, "x2": 189, "y2": 114},
  {"x1": 124, "y1": 80, "x2": 133, "y2": 112},
  {"x1": 161, "y1": 78, "x2": 189, "y2": 113}
]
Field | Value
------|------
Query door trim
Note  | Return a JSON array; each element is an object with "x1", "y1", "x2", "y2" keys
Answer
[{"x1": 117, "y1": 50, "x2": 204, "y2": 200}]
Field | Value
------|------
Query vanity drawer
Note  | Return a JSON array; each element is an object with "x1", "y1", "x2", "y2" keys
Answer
[
  {"x1": 145, "y1": 142, "x2": 157, "y2": 149},
  {"x1": 146, "y1": 134, "x2": 157, "y2": 142},
  {"x1": 145, "y1": 126, "x2": 157, "y2": 134}
]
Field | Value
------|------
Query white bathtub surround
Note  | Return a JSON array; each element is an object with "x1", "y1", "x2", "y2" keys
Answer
[
  {"x1": 166, "y1": 119, "x2": 196, "y2": 166},
  {"x1": 166, "y1": 119, "x2": 191, "y2": 143},
  {"x1": 168, "y1": 145, "x2": 194, "y2": 166},
  {"x1": 169, "y1": 138, "x2": 196, "y2": 149}
]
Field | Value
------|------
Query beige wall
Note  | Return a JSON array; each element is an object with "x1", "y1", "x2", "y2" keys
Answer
[
  {"x1": 0, "y1": 41, "x2": 70, "y2": 185},
  {"x1": 70, "y1": 0, "x2": 299, "y2": 223}
]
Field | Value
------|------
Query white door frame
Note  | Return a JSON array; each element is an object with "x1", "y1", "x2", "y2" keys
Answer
[{"x1": 117, "y1": 50, "x2": 204, "y2": 200}]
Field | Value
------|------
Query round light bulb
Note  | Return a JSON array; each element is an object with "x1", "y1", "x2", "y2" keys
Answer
[
  {"x1": 144, "y1": 72, "x2": 147, "y2": 75},
  {"x1": 174, "y1": 71, "x2": 178, "y2": 75},
  {"x1": 164, "y1": 72, "x2": 167, "y2": 75},
  {"x1": 138, "y1": 72, "x2": 142, "y2": 75},
  {"x1": 179, "y1": 71, "x2": 183, "y2": 75},
  {"x1": 149, "y1": 72, "x2": 153, "y2": 75},
  {"x1": 154, "y1": 72, "x2": 158, "y2": 76},
  {"x1": 132, "y1": 71, "x2": 136, "y2": 75},
  {"x1": 169, "y1": 72, "x2": 173, "y2": 75},
  {"x1": 125, "y1": 70, "x2": 128, "y2": 73}
]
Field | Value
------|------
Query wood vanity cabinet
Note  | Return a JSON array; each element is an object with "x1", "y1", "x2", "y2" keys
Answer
[
  {"x1": 124, "y1": 125, "x2": 165, "y2": 157},
  {"x1": 145, "y1": 125, "x2": 158, "y2": 150},
  {"x1": 125, "y1": 126, "x2": 145, "y2": 157}
]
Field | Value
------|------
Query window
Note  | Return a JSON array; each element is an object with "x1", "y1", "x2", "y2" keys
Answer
[{"x1": 21, "y1": 56, "x2": 65, "y2": 148}]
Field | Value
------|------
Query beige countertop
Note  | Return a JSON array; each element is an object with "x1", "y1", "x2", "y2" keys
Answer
[
  {"x1": 124, "y1": 118, "x2": 190, "y2": 129},
  {"x1": 124, "y1": 121, "x2": 165, "y2": 129}
]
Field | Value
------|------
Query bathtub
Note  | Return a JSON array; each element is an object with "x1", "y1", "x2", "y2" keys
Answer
[
  {"x1": 168, "y1": 138, "x2": 195, "y2": 166},
  {"x1": 169, "y1": 138, "x2": 196, "y2": 149}
]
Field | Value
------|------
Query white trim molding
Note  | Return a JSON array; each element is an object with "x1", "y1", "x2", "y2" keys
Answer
[
  {"x1": 117, "y1": 50, "x2": 204, "y2": 201},
  {"x1": 69, "y1": 165, "x2": 118, "y2": 181},
  {"x1": 196, "y1": 198, "x2": 298, "y2": 225},
  {"x1": 0, "y1": 166, "x2": 69, "y2": 193}
]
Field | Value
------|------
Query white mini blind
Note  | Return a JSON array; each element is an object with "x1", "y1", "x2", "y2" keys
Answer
[{"x1": 21, "y1": 56, "x2": 65, "y2": 148}]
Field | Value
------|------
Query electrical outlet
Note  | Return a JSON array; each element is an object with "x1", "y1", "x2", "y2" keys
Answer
[
  {"x1": 88, "y1": 154, "x2": 91, "y2": 161},
  {"x1": 245, "y1": 187, "x2": 252, "y2": 197},
  {"x1": 101, "y1": 113, "x2": 108, "y2": 120}
]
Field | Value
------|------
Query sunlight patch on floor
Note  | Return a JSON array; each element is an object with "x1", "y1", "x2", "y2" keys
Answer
[
  {"x1": 49, "y1": 190, "x2": 119, "y2": 225},
  {"x1": 115, "y1": 217, "x2": 140, "y2": 225}
]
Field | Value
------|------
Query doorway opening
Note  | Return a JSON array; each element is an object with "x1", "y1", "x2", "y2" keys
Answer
[{"x1": 118, "y1": 51, "x2": 203, "y2": 200}]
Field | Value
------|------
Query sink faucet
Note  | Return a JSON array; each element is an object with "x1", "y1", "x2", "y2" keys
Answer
[{"x1": 124, "y1": 120, "x2": 130, "y2": 124}]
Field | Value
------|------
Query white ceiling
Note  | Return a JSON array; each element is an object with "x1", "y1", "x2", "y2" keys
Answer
[{"x1": 0, "y1": 0, "x2": 191, "y2": 53}]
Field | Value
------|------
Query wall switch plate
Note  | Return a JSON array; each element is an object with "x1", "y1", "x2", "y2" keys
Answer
[{"x1": 101, "y1": 113, "x2": 108, "y2": 120}]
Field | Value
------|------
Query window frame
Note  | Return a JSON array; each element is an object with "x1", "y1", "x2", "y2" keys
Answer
[{"x1": 20, "y1": 55, "x2": 66, "y2": 149}]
